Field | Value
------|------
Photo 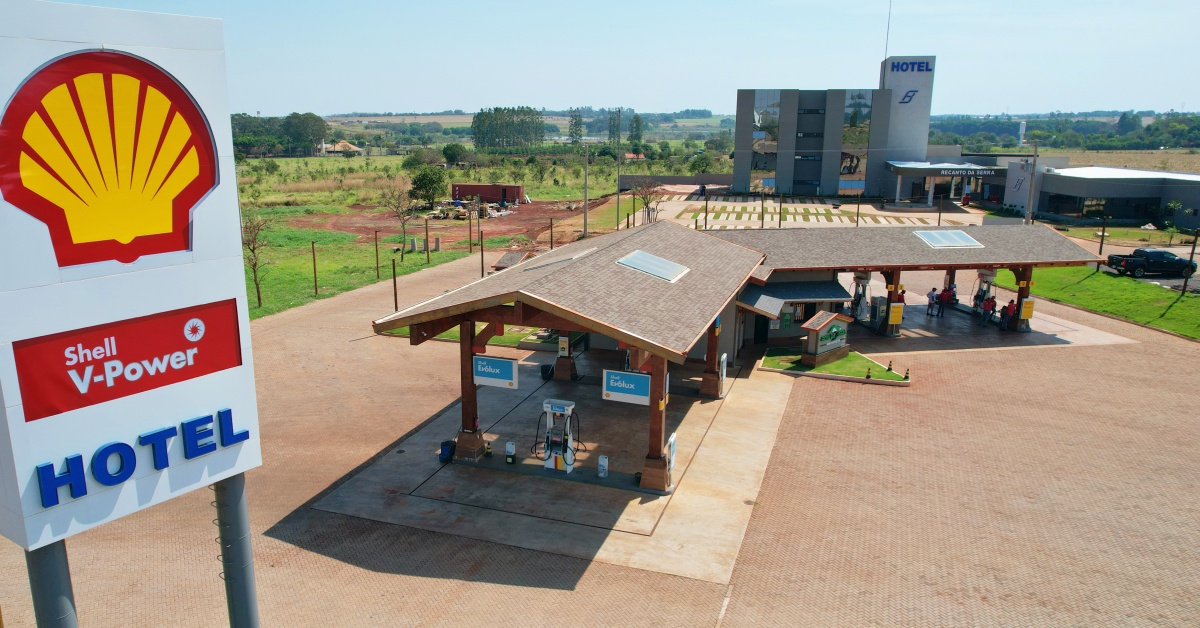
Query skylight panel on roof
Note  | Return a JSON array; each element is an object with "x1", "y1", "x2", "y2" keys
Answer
[
  {"x1": 617, "y1": 250, "x2": 690, "y2": 283},
  {"x1": 914, "y1": 230, "x2": 983, "y2": 249}
]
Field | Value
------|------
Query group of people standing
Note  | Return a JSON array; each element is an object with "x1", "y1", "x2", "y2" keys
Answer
[
  {"x1": 925, "y1": 286, "x2": 956, "y2": 317},
  {"x1": 974, "y1": 293, "x2": 1018, "y2": 329}
]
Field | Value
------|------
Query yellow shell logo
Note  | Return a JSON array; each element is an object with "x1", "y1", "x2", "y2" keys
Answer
[{"x1": 0, "y1": 51, "x2": 218, "y2": 266}]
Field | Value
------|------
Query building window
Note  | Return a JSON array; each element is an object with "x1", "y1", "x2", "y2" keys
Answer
[
  {"x1": 797, "y1": 132, "x2": 824, "y2": 138},
  {"x1": 795, "y1": 155, "x2": 822, "y2": 161}
]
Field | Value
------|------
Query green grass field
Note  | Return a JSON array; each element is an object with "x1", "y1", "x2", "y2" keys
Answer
[
  {"x1": 997, "y1": 266, "x2": 1200, "y2": 339},
  {"x1": 762, "y1": 349, "x2": 906, "y2": 381},
  {"x1": 1051, "y1": 225, "x2": 1197, "y2": 248},
  {"x1": 244, "y1": 224, "x2": 468, "y2": 320}
]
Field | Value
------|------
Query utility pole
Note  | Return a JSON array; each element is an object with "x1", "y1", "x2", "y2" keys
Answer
[
  {"x1": 1025, "y1": 139, "x2": 1039, "y2": 225},
  {"x1": 615, "y1": 106, "x2": 622, "y2": 230},
  {"x1": 578, "y1": 143, "x2": 583, "y2": 237}
]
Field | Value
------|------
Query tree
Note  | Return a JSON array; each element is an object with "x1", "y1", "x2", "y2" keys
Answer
[
  {"x1": 629, "y1": 114, "x2": 644, "y2": 142},
  {"x1": 410, "y1": 165, "x2": 448, "y2": 210},
  {"x1": 1117, "y1": 111, "x2": 1143, "y2": 135},
  {"x1": 628, "y1": 176, "x2": 663, "y2": 220},
  {"x1": 532, "y1": 160, "x2": 550, "y2": 183},
  {"x1": 608, "y1": 110, "x2": 621, "y2": 144},
  {"x1": 240, "y1": 199, "x2": 271, "y2": 309},
  {"x1": 281, "y1": 112, "x2": 328, "y2": 156},
  {"x1": 658, "y1": 141, "x2": 672, "y2": 158},
  {"x1": 705, "y1": 130, "x2": 733, "y2": 153},
  {"x1": 442, "y1": 143, "x2": 468, "y2": 164},
  {"x1": 568, "y1": 108, "x2": 583, "y2": 144},
  {"x1": 380, "y1": 179, "x2": 417, "y2": 261},
  {"x1": 688, "y1": 152, "x2": 715, "y2": 174}
]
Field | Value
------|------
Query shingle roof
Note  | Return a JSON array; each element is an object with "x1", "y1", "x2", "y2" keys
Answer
[
  {"x1": 737, "y1": 281, "x2": 852, "y2": 318},
  {"x1": 708, "y1": 225, "x2": 1099, "y2": 272},
  {"x1": 373, "y1": 221, "x2": 765, "y2": 360},
  {"x1": 492, "y1": 250, "x2": 533, "y2": 270}
]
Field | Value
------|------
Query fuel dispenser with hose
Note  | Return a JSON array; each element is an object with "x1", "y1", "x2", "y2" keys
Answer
[
  {"x1": 972, "y1": 269, "x2": 997, "y2": 312},
  {"x1": 530, "y1": 399, "x2": 586, "y2": 473},
  {"x1": 850, "y1": 272, "x2": 872, "y2": 321}
]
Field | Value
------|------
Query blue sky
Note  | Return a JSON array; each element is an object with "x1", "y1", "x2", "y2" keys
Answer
[{"x1": 65, "y1": 0, "x2": 1200, "y2": 117}]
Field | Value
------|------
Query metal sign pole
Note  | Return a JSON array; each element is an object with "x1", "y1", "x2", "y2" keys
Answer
[
  {"x1": 214, "y1": 473, "x2": 260, "y2": 628},
  {"x1": 373, "y1": 230, "x2": 380, "y2": 278},
  {"x1": 25, "y1": 540, "x2": 77, "y2": 628}
]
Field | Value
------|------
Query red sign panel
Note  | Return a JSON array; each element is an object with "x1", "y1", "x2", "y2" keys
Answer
[{"x1": 13, "y1": 300, "x2": 242, "y2": 422}]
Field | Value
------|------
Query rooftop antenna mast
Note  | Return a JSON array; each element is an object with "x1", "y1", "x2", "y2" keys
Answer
[{"x1": 884, "y1": 0, "x2": 893, "y2": 59}]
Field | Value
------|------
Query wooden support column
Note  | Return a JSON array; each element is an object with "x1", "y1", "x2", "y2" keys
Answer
[
  {"x1": 455, "y1": 321, "x2": 485, "y2": 461},
  {"x1": 553, "y1": 330, "x2": 578, "y2": 381},
  {"x1": 640, "y1": 355, "x2": 671, "y2": 492},
  {"x1": 699, "y1": 319, "x2": 722, "y2": 398},
  {"x1": 1010, "y1": 265, "x2": 1034, "y2": 331},
  {"x1": 881, "y1": 269, "x2": 902, "y2": 336},
  {"x1": 944, "y1": 268, "x2": 957, "y2": 291}
]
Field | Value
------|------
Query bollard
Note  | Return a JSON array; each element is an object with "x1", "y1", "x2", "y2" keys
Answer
[
  {"x1": 408, "y1": 237, "x2": 416, "y2": 253},
  {"x1": 434, "y1": 237, "x2": 441, "y2": 252}
]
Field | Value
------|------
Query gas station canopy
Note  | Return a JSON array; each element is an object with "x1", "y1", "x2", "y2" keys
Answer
[
  {"x1": 885, "y1": 161, "x2": 1006, "y2": 177},
  {"x1": 709, "y1": 225, "x2": 1098, "y2": 281},
  {"x1": 373, "y1": 221, "x2": 765, "y2": 362}
]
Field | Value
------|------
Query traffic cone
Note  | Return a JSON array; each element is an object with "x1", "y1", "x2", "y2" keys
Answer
[
  {"x1": 866, "y1": 368, "x2": 872, "y2": 379},
  {"x1": 887, "y1": 360, "x2": 893, "y2": 372},
  {"x1": 904, "y1": 369, "x2": 910, "y2": 380}
]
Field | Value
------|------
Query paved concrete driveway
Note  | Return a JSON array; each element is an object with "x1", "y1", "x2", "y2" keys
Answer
[{"x1": 1, "y1": 254, "x2": 1196, "y2": 626}]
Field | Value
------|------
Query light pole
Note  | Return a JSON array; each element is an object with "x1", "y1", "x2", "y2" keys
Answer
[
  {"x1": 1024, "y1": 139, "x2": 1039, "y2": 225},
  {"x1": 1097, "y1": 212, "x2": 1110, "y2": 270},
  {"x1": 1183, "y1": 208, "x2": 1198, "y2": 292},
  {"x1": 583, "y1": 143, "x2": 589, "y2": 237}
]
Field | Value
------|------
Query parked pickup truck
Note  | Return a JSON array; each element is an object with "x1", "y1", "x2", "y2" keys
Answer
[{"x1": 1107, "y1": 248, "x2": 1197, "y2": 278}]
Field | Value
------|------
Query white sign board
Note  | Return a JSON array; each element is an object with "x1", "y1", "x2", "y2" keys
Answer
[
  {"x1": 602, "y1": 369, "x2": 651, "y2": 406},
  {"x1": 473, "y1": 355, "x2": 518, "y2": 388},
  {"x1": 0, "y1": 0, "x2": 260, "y2": 550}
]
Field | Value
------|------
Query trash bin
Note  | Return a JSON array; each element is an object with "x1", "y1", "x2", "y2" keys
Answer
[
  {"x1": 540, "y1": 364, "x2": 554, "y2": 381},
  {"x1": 439, "y1": 440, "x2": 456, "y2": 463}
]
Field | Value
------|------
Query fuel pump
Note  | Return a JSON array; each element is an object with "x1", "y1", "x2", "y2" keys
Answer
[
  {"x1": 973, "y1": 269, "x2": 997, "y2": 312},
  {"x1": 851, "y1": 272, "x2": 872, "y2": 321},
  {"x1": 530, "y1": 399, "x2": 585, "y2": 473}
]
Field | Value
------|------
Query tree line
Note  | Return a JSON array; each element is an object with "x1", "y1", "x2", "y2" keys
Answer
[
  {"x1": 471, "y1": 107, "x2": 545, "y2": 148},
  {"x1": 929, "y1": 112, "x2": 1200, "y2": 151},
  {"x1": 231, "y1": 112, "x2": 329, "y2": 158}
]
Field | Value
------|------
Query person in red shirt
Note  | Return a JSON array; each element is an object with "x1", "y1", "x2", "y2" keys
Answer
[
  {"x1": 999, "y1": 299, "x2": 1017, "y2": 330},
  {"x1": 979, "y1": 296, "x2": 996, "y2": 325},
  {"x1": 936, "y1": 287, "x2": 952, "y2": 317}
]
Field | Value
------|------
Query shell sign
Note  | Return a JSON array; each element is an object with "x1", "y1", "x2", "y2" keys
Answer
[
  {"x1": 0, "y1": 0, "x2": 260, "y2": 552},
  {"x1": 0, "y1": 50, "x2": 218, "y2": 266}
]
